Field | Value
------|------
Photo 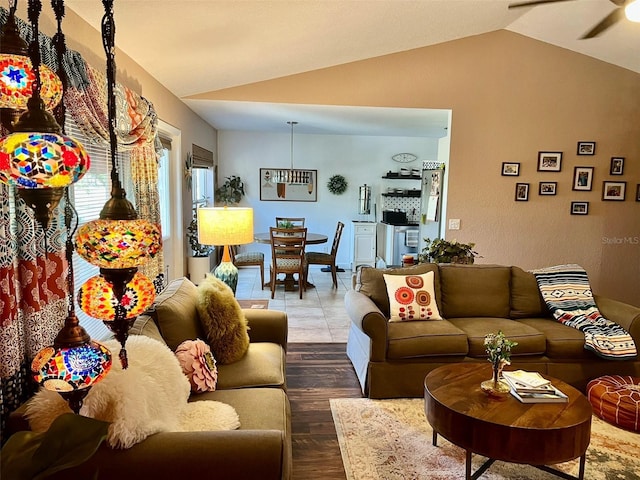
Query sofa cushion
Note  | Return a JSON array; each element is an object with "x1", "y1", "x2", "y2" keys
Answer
[
  {"x1": 383, "y1": 271, "x2": 442, "y2": 322},
  {"x1": 386, "y1": 320, "x2": 468, "y2": 359},
  {"x1": 144, "y1": 277, "x2": 206, "y2": 351},
  {"x1": 440, "y1": 265, "x2": 511, "y2": 318},
  {"x1": 194, "y1": 387, "x2": 290, "y2": 433},
  {"x1": 196, "y1": 275, "x2": 250, "y2": 364},
  {"x1": 356, "y1": 264, "x2": 440, "y2": 317},
  {"x1": 448, "y1": 317, "x2": 546, "y2": 357},
  {"x1": 130, "y1": 314, "x2": 166, "y2": 345},
  {"x1": 216, "y1": 342, "x2": 286, "y2": 390},
  {"x1": 511, "y1": 266, "x2": 548, "y2": 318},
  {"x1": 518, "y1": 318, "x2": 593, "y2": 359}
]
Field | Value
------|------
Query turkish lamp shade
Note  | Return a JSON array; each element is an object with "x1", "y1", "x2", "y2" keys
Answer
[
  {"x1": 197, "y1": 207, "x2": 254, "y2": 246},
  {"x1": 75, "y1": 219, "x2": 162, "y2": 269},
  {"x1": 0, "y1": 131, "x2": 90, "y2": 188},
  {"x1": 0, "y1": 54, "x2": 63, "y2": 111},
  {"x1": 78, "y1": 271, "x2": 156, "y2": 321},
  {"x1": 32, "y1": 340, "x2": 112, "y2": 393}
]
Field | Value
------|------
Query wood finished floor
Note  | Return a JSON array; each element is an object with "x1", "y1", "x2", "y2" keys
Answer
[{"x1": 286, "y1": 342, "x2": 363, "y2": 480}]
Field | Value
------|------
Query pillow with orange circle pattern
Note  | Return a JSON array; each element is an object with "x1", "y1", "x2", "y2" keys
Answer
[{"x1": 383, "y1": 271, "x2": 442, "y2": 322}]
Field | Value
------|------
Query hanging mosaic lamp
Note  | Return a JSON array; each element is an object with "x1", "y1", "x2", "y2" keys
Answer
[
  {"x1": 32, "y1": 190, "x2": 112, "y2": 414},
  {"x1": 32, "y1": 329, "x2": 112, "y2": 414},
  {"x1": 74, "y1": 0, "x2": 161, "y2": 369},
  {"x1": 0, "y1": 0, "x2": 89, "y2": 231},
  {"x1": 0, "y1": 0, "x2": 62, "y2": 128},
  {"x1": 77, "y1": 271, "x2": 156, "y2": 321}
]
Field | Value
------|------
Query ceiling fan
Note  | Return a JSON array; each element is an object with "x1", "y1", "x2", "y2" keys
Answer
[{"x1": 509, "y1": 0, "x2": 640, "y2": 38}]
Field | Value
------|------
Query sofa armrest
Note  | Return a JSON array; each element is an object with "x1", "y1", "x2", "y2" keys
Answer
[
  {"x1": 595, "y1": 295, "x2": 640, "y2": 346},
  {"x1": 344, "y1": 290, "x2": 389, "y2": 362},
  {"x1": 35, "y1": 430, "x2": 287, "y2": 480},
  {"x1": 244, "y1": 309, "x2": 288, "y2": 351}
]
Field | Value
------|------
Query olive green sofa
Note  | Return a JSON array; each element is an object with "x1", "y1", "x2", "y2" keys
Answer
[
  {"x1": 345, "y1": 263, "x2": 640, "y2": 399},
  {"x1": 9, "y1": 277, "x2": 292, "y2": 480}
]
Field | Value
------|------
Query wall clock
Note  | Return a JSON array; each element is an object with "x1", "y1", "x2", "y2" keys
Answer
[{"x1": 392, "y1": 153, "x2": 417, "y2": 163}]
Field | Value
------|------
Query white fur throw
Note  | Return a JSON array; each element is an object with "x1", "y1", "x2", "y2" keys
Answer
[{"x1": 26, "y1": 336, "x2": 239, "y2": 449}]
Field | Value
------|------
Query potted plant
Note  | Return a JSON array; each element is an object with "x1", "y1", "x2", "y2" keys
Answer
[
  {"x1": 418, "y1": 237, "x2": 479, "y2": 264},
  {"x1": 215, "y1": 175, "x2": 245, "y2": 205},
  {"x1": 186, "y1": 210, "x2": 215, "y2": 284}
]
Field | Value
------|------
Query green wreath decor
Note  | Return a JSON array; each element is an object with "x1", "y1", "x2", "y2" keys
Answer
[{"x1": 327, "y1": 174, "x2": 348, "y2": 195}]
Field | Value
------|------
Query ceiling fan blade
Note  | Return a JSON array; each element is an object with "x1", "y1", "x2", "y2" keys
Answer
[
  {"x1": 508, "y1": 0, "x2": 575, "y2": 9},
  {"x1": 581, "y1": 8, "x2": 624, "y2": 38}
]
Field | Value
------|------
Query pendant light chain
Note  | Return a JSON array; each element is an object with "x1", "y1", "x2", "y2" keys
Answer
[
  {"x1": 26, "y1": 0, "x2": 43, "y2": 103},
  {"x1": 101, "y1": 0, "x2": 119, "y2": 188},
  {"x1": 51, "y1": 0, "x2": 67, "y2": 129}
]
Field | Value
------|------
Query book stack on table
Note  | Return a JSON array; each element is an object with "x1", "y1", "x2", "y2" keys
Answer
[{"x1": 503, "y1": 370, "x2": 569, "y2": 403}]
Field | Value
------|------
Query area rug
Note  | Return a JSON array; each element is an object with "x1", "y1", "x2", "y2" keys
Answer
[
  {"x1": 237, "y1": 299, "x2": 269, "y2": 309},
  {"x1": 330, "y1": 398, "x2": 640, "y2": 480}
]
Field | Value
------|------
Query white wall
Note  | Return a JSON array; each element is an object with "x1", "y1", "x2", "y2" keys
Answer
[{"x1": 218, "y1": 131, "x2": 440, "y2": 268}]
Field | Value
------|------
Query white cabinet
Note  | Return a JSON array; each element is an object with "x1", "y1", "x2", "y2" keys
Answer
[{"x1": 352, "y1": 221, "x2": 377, "y2": 272}]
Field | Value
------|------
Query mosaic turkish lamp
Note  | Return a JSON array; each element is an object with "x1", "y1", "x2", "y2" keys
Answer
[
  {"x1": 0, "y1": 5, "x2": 62, "y2": 129},
  {"x1": 75, "y1": 219, "x2": 162, "y2": 270},
  {"x1": 0, "y1": 54, "x2": 63, "y2": 112},
  {"x1": 78, "y1": 271, "x2": 156, "y2": 321},
  {"x1": 32, "y1": 315, "x2": 112, "y2": 413},
  {"x1": 0, "y1": 129, "x2": 90, "y2": 228}
]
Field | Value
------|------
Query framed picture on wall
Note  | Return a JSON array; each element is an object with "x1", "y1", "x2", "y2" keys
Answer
[
  {"x1": 570, "y1": 202, "x2": 589, "y2": 215},
  {"x1": 602, "y1": 181, "x2": 626, "y2": 201},
  {"x1": 577, "y1": 142, "x2": 596, "y2": 155},
  {"x1": 501, "y1": 162, "x2": 520, "y2": 176},
  {"x1": 539, "y1": 182, "x2": 557, "y2": 195},
  {"x1": 259, "y1": 168, "x2": 318, "y2": 202},
  {"x1": 610, "y1": 157, "x2": 624, "y2": 175},
  {"x1": 537, "y1": 152, "x2": 562, "y2": 172},
  {"x1": 636, "y1": 184, "x2": 640, "y2": 202},
  {"x1": 572, "y1": 166, "x2": 593, "y2": 191},
  {"x1": 515, "y1": 183, "x2": 529, "y2": 201}
]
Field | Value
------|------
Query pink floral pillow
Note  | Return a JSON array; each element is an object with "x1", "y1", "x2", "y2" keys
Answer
[{"x1": 175, "y1": 339, "x2": 218, "y2": 393}]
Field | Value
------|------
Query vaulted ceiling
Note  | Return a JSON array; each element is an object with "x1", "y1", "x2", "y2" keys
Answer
[{"x1": 66, "y1": 0, "x2": 639, "y2": 136}]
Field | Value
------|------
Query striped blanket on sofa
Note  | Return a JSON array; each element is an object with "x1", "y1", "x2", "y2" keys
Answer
[{"x1": 532, "y1": 264, "x2": 637, "y2": 360}]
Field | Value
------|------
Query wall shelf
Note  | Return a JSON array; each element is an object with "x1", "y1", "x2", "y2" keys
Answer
[{"x1": 382, "y1": 175, "x2": 421, "y2": 180}]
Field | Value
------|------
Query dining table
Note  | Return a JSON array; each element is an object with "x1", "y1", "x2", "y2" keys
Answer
[{"x1": 254, "y1": 232, "x2": 328, "y2": 291}]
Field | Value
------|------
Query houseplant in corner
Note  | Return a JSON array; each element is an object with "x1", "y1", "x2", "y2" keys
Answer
[
  {"x1": 186, "y1": 210, "x2": 216, "y2": 285},
  {"x1": 418, "y1": 238, "x2": 479, "y2": 264}
]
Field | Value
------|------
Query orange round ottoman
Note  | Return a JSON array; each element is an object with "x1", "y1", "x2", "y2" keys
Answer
[{"x1": 587, "y1": 375, "x2": 640, "y2": 432}]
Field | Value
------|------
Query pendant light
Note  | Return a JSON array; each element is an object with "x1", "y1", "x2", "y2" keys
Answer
[
  {"x1": 75, "y1": 0, "x2": 160, "y2": 369},
  {"x1": 274, "y1": 120, "x2": 308, "y2": 185},
  {"x1": 0, "y1": 0, "x2": 62, "y2": 129},
  {"x1": 31, "y1": 189, "x2": 112, "y2": 414},
  {"x1": 0, "y1": 0, "x2": 89, "y2": 231}
]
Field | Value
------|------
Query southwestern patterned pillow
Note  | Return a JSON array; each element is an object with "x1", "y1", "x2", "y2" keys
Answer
[{"x1": 383, "y1": 271, "x2": 442, "y2": 322}]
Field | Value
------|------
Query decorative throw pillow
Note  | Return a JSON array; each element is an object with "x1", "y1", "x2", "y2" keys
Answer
[
  {"x1": 175, "y1": 339, "x2": 218, "y2": 393},
  {"x1": 383, "y1": 271, "x2": 442, "y2": 322},
  {"x1": 196, "y1": 274, "x2": 250, "y2": 364}
]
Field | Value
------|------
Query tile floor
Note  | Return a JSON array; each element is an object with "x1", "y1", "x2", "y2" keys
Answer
[{"x1": 235, "y1": 266, "x2": 354, "y2": 343}]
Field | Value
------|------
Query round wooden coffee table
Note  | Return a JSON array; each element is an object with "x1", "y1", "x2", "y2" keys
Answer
[{"x1": 424, "y1": 363, "x2": 592, "y2": 480}]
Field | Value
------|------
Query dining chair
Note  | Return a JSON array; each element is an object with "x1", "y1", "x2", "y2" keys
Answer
[
  {"x1": 305, "y1": 221, "x2": 344, "y2": 289},
  {"x1": 275, "y1": 217, "x2": 305, "y2": 228},
  {"x1": 231, "y1": 246, "x2": 265, "y2": 290},
  {"x1": 269, "y1": 226, "x2": 307, "y2": 299}
]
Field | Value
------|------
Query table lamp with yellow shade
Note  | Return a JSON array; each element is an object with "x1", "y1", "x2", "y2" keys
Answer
[{"x1": 197, "y1": 207, "x2": 254, "y2": 294}]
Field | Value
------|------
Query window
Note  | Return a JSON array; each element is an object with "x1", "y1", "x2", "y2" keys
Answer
[{"x1": 157, "y1": 144, "x2": 171, "y2": 240}]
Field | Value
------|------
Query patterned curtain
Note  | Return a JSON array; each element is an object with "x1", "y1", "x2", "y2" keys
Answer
[
  {"x1": 0, "y1": 8, "x2": 161, "y2": 442},
  {"x1": 0, "y1": 182, "x2": 67, "y2": 443},
  {"x1": 132, "y1": 143, "x2": 165, "y2": 291}
]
